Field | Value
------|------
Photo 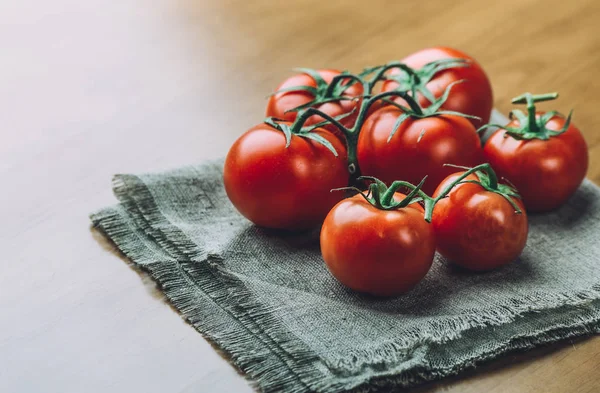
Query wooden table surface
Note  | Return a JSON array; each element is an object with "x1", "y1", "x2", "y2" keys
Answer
[{"x1": 2, "y1": 0, "x2": 599, "y2": 392}]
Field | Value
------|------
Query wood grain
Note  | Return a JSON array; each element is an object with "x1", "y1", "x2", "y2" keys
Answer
[{"x1": 1, "y1": 0, "x2": 599, "y2": 392}]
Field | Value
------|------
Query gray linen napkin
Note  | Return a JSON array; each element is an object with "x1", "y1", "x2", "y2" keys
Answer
[{"x1": 91, "y1": 111, "x2": 600, "y2": 392}]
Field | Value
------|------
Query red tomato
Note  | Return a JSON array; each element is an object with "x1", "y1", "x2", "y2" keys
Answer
[
  {"x1": 381, "y1": 47, "x2": 493, "y2": 128},
  {"x1": 484, "y1": 113, "x2": 588, "y2": 212},
  {"x1": 432, "y1": 172, "x2": 528, "y2": 271},
  {"x1": 223, "y1": 123, "x2": 348, "y2": 230},
  {"x1": 320, "y1": 193, "x2": 435, "y2": 296},
  {"x1": 356, "y1": 106, "x2": 483, "y2": 195},
  {"x1": 266, "y1": 69, "x2": 363, "y2": 134}
]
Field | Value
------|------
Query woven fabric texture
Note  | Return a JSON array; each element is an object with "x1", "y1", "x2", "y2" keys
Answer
[{"x1": 91, "y1": 158, "x2": 600, "y2": 392}]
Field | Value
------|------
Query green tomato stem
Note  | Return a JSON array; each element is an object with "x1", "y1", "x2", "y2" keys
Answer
[
  {"x1": 349, "y1": 90, "x2": 424, "y2": 134},
  {"x1": 288, "y1": 106, "x2": 361, "y2": 177},
  {"x1": 511, "y1": 92, "x2": 558, "y2": 105},
  {"x1": 422, "y1": 163, "x2": 496, "y2": 222},
  {"x1": 479, "y1": 92, "x2": 571, "y2": 141},
  {"x1": 324, "y1": 74, "x2": 364, "y2": 98},
  {"x1": 382, "y1": 178, "x2": 429, "y2": 207},
  {"x1": 290, "y1": 107, "x2": 350, "y2": 135},
  {"x1": 390, "y1": 89, "x2": 423, "y2": 115},
  {"x1": 370, "y1": 62, "x2": 421, "y2": 88},
  {"x1": 335, "y1": 163, "x2": 521, "y2": 224},
  {"x1": 341, "y1": 176, "x2": 429, "y2": 212},
  {"x1": 423, "y1": 163, "x2": 521, "y2": 222},
  {"x1": 510, "y1": 92, "x2": 560, "y2": 135},
  {"x1": 380, "y1": 181, "x2": 398, "y2": 206},
  {"x1": 281, "y1": 60, "x2": 483, "y2": 183},
  {"x1": 345, "y1": 132, "x2": 360, "y2": 177},
  {"x1": 433, "y1": 164, "x2": 493, "y2": 202}
]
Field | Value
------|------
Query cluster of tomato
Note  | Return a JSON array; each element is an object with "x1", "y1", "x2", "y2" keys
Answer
[{"x1": 223, "y1": 47, "x2": 589, "y2": 296}]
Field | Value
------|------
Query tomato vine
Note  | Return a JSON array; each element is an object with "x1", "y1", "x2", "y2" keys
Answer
[{"x1": 266, "y1": 59, "x2": 481, "y2": 180}]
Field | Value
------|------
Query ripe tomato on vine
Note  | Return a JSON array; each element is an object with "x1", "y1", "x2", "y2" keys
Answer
[{"x1": 481, "y1": 93, "x2": 588, "y2": 212}]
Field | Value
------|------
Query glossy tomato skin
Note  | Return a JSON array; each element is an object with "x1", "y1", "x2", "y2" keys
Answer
[
  {"x1": 224, "y1": 123, "x2": 348, "y2": 230},
  {"x1": 432, "y1": 173, "x2": 528, "y2": 271},
  {"x1": 381, "y1": 47, "x2": 493, "y2": 128},
  {"x1": 483, "y1": 114, "x2": 588, "y2": 213},
  {"x1": 357, "y1": 105, "x2": 483, "y2": 195},
  {"x1": 266, "y1": 69, "x2": 363, "y2": 135},
  {"x1": 320, "y1": 194, "x2": 435, "y2": 296}
]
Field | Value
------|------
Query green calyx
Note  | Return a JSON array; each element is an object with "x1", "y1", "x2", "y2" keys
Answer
[
  {"x1": 332, "y1": 176, "x2": 432, "y2": 212},
  {"x1": 268, "y1": 59, "x2": 479, "y2": 179},
  {"x1": 330, "y1": 163, "x2": 522, "y2": 222},
  {"x1": 438, "y1": 164, "x2": 523, "y2": 214},
  {"x1": 269, "y1": 68, "x2": 361, "y2": 113},
  {"x1": 383, "y1": 58, "x2": 471, "y2": 103},
  {"x1": 478, "y1": 92, "x2": 573, "y2": 140},
  {"x1": 264, "y1": 116, "x2": 340, "y2": 157},
  {"x1": 383, "y1": 80, "x2": 481, "y2": 142}
]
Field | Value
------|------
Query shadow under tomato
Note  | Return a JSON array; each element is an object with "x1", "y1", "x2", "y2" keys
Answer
[
  {"x1": 337, "y1": 250, "x2": 544, "y2": 316},
  {"x1": 438, "y1": 251, "x2": 539, "y2": 280},
  {"x1": 217, "y1": 224, "x2": 336, "y2": 293},
  {"x1": 219, "y1": 219, "x2": 548, "y2": 318}
]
